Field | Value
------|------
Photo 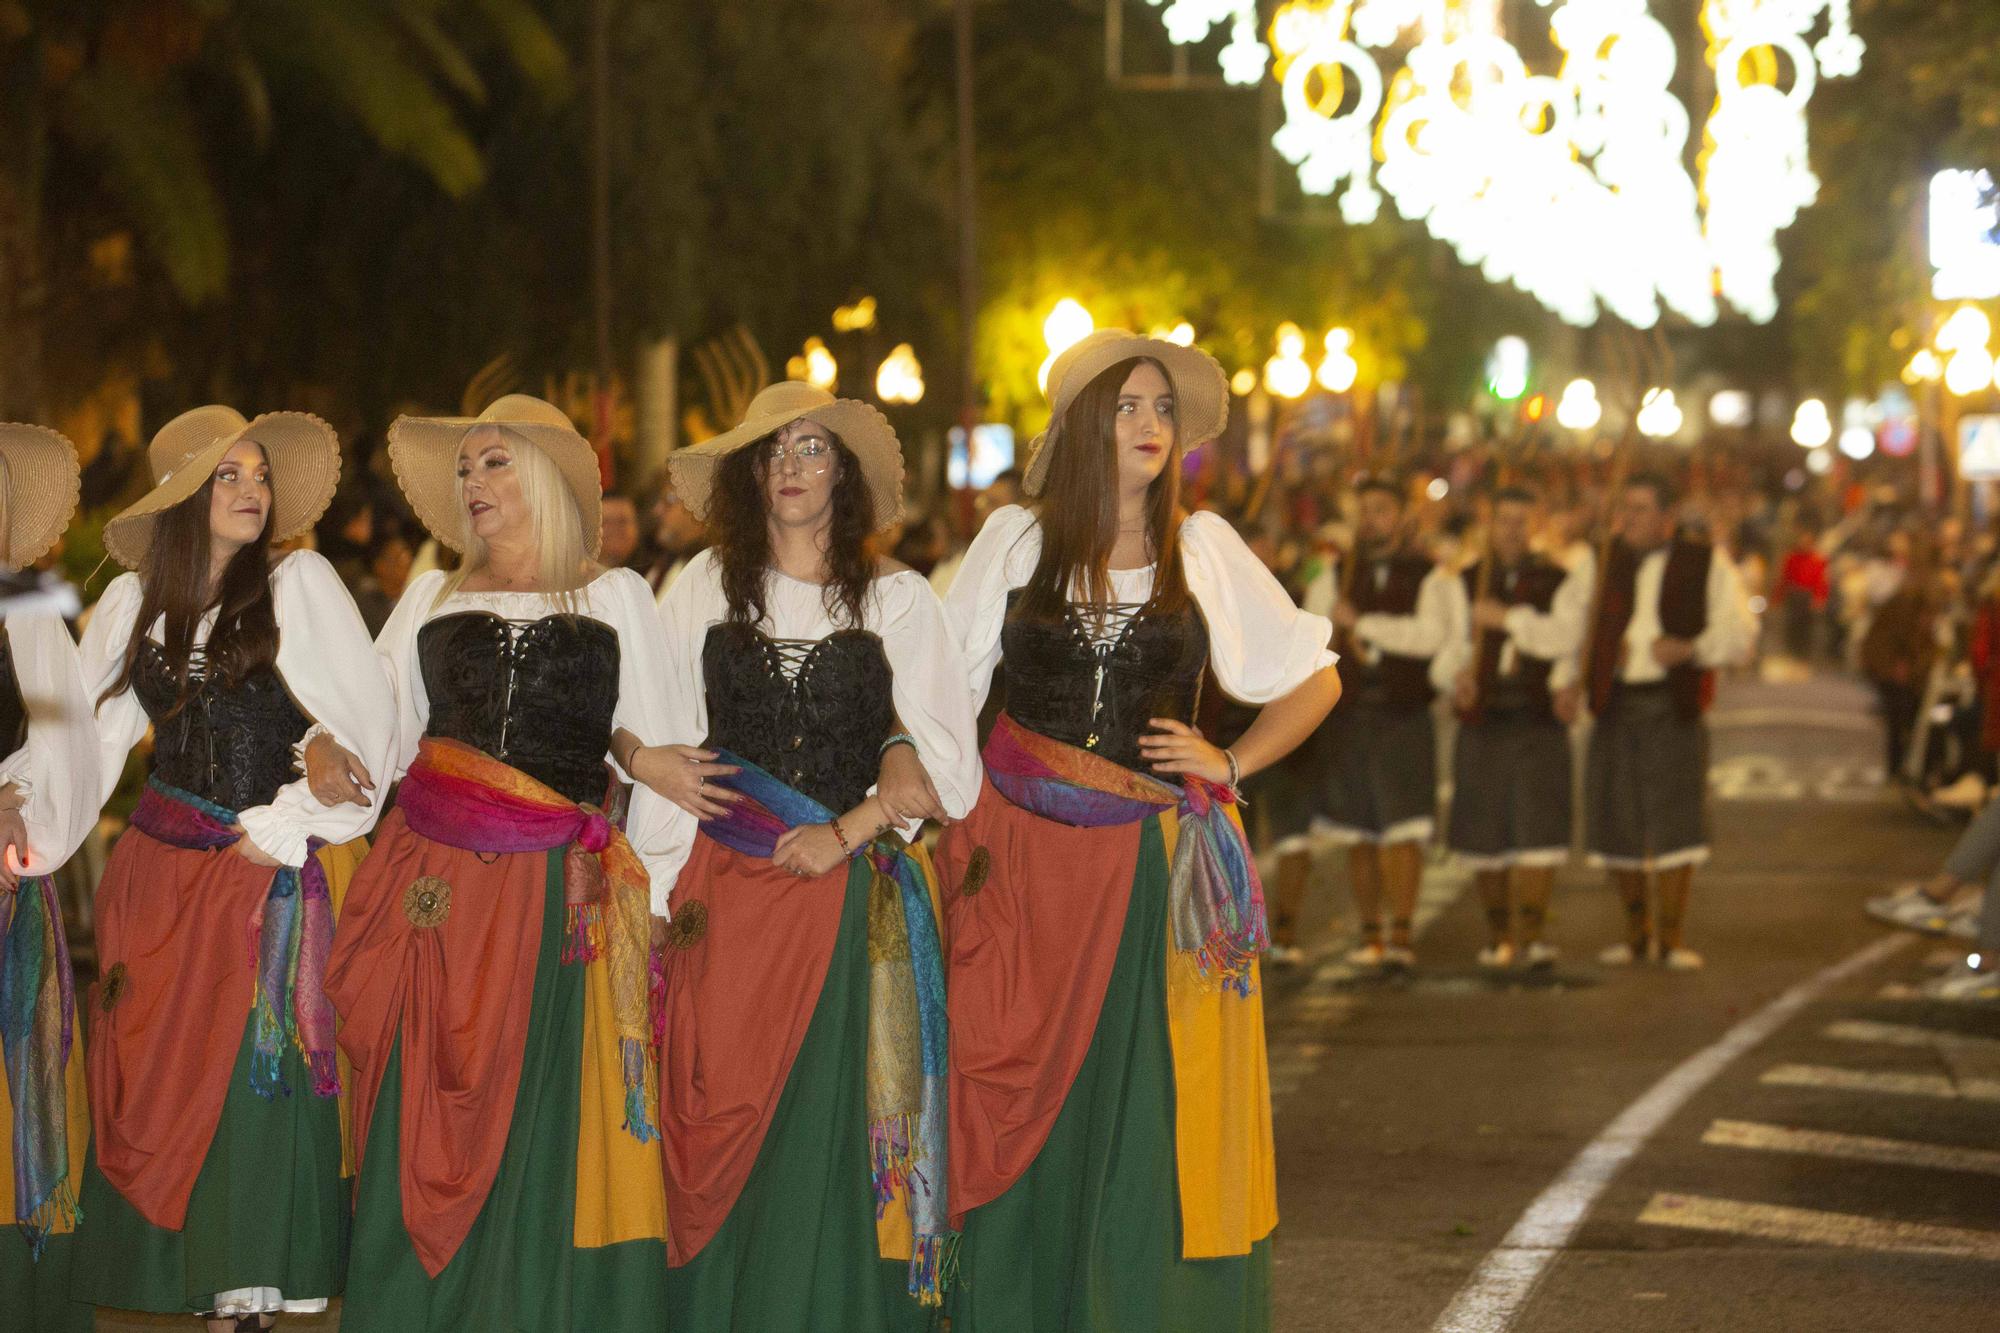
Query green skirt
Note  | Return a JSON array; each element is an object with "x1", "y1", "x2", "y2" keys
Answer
[
  {"x1": 340, "y1": 849, "x2": 666, "y2": 1333},
  {"x1": 1, "y1": 1229, "x2": 94, "y2": 1332},
  {"x1": 666, "y1": 855, "x2": 934, "y2": 1332},
  {"x1": 948, "y1": 817, "x2": 1273, "y2": 1332},
  {"x1": 70, "y1": 1015, "x2": 346, "y2": 1314}
]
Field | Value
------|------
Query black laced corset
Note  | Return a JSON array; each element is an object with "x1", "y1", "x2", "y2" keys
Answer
[
  {"x1": 0, "y1": 628, "x2": 25, "y2": 759},
  {"x1": 133, "y1": 641, "x2": 312, "y2": 812},
  {"x1": 418, "y1": 611, "x2": 622, "y2": 806},
  {"x1": 1001, "y1": 592, "x2": 1209, "y2": 773},
  {"x1": 701, "y1": 622, "x2": 895, "y2": 815}
]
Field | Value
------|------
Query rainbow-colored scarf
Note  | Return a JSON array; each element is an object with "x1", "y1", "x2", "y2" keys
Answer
[
  {"x1": 130, "y1": 778, "x2": 338, "y2": 1098},
  {"x1": 397, "y1": 737, "x2": 657, "y2": 1145},
  {"x1": 0, "y1": 874, "x2": 75, "y2": 1256},
  {"x1": 702, "y1": 752, "x2": 954, "y2": 1305},
  {"x1": 983, "y1": 713, "x2": 1269, "y2": 994}
]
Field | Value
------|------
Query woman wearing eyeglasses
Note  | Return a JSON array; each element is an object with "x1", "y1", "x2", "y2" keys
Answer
[
  {"x1": 622, "y1": 382, "x2": 978, "y2": 1329},
  {"x1": 937, "y1": 332, "x2": 1341, "y2": 1332}
]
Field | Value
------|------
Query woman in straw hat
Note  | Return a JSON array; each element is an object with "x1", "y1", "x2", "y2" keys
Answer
[
  {"x1": 0, "y1": 424, "x2": 98, "y2": 1333},
  {"x1": 934, "y1": 331, "x2": 1341, "y2": 1331},
  {"x1": 622, "y1": 381, "x2": 977, "y2": 1328},
  {"x1": 68, "y1": 406, "x2": 397, "y2": 1330},
  {"x1": 321, "y1": 395, "x2": 674, "y2": 1331}
]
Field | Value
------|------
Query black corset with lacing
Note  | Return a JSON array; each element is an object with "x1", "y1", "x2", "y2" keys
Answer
[
  {"x1": 133, "y1": 641, "x2": 311, "y2": 811},
  {"x1": 701, "y1": 622, "x2": 895, "y2": 814},
  {"x1": 1001, "y1": 591, "x2": 1209, "y2": 774},
  {"x1": 418, "y1": 611, "x2": 621, "y2": 806},
  {"x1": 0, "y1": 628, "x2": 26, "y2": 758}
]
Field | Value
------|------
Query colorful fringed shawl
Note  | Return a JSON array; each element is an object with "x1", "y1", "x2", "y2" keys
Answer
[
  {"x1": 0, "y1": 874, "x2": 75, "y2": 1255},
  {"x1": 129, "y1": 778, "x2": 339, "y2": 1098},
  {"x1": 702, "y1": 751, "x2": 955, "y2": 1304},
  {"x1": 982, "y1": 713, "x2": 1269, "y2": 993},
  {"x1": 397, "y1": 737, "x2": 657, "y2": 1143}
]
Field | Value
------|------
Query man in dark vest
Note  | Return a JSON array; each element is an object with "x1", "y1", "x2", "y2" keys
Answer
[
  {"x1": 1438, "y1": 486, "x2": 1593, "y2": 969},
  {"x1": 1323, "y1": 476, "x2": 1466, "y2": 967},
  {"x1": 1582, "y1": 472, "x2": 1757, "y2": 969}
]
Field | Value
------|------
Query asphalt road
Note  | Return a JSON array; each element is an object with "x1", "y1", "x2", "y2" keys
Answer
[{"x1": 1268, "y1": 670, "x2": 1995, "y2": 1332}]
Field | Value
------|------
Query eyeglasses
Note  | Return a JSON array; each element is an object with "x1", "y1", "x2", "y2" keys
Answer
[{"x1": 769, "y1": 436, "x2": 834, "y2": 473}]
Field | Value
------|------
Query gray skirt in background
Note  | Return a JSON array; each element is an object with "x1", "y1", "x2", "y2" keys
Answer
[
  {"x1": 1584, "y1": 684, "x2": 1711, "y2": 870},
  {"x1": 1314, "y1": 699, "x2": 1438, "y2": 844},
  {"x1": 1448, "y1": 707, "x2": 1573, "y2": 868}
]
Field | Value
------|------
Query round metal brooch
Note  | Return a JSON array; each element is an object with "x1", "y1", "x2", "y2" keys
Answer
[{"x1": 403, "y1": 875, "x2": 452, "y2": 928}]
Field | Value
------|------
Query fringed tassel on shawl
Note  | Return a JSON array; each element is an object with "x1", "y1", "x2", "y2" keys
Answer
[
  {"x1": 907, "y1": 1231, "x2": 960, "y2": 1307},
  {"x1": 19, "y1": 1177, "x2": 80, "y2": 1261},
  {"x1": 1167, "y1": 778, "x2": 1271, "y2": 996},
  {"x1": 247, "y1": 874, "x2": 300, "y2": 1100},
  {"x1": 563, "y1": 902, "x2": 604, "y2": 964},
  {"x1": 620, "y1": 1035, "x2": 658, "y2": 1145},
  {"x1": 868, "y1": 1110, "x2": 922, "y2": 1214}
]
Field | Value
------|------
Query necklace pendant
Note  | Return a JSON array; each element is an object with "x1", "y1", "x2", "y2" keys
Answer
[{"x1": 1085, "y1": 732, "x2": 1099, "y2": 749}]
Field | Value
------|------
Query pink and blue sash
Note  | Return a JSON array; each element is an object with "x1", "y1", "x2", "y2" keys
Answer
[
  {"x1": 129, "y1": 778, "x2": 338, "y2": 1099},
  {"x1": 983, "y1": 713, "x2": 1269, "y2": 994},
  {"x1": 0, "y1": 873, "x2": 75, "y2": 1255}
]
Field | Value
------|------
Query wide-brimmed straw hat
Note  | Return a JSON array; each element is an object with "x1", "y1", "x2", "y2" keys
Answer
[
  {"x1": 103, "y1": 406, "x2": 340, "y2": 569},
  {"x1": 1022, "y1": 329, "x2": 1230, "y2": 498},
  {"x1": 0, "y1": 424, "x2": 82, "y2": 570},
  {"x1": 669, "y1": 381, "x2": 905, "y2": 532},
  {"x1": 388, "y1": 394, "x2": 604, "y2": 559}
]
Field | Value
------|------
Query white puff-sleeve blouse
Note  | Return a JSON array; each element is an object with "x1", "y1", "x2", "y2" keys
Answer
[
  {"x1": 944, "y1": 504, "x2": 1337, "y2": 713},
  {"x1": 0, "y1": 611, "x2": 102, "y2": 873},
  {"x1": 373, "y1": 565, "x2": 684, "y2": 914},
  {"x1": 650, "y1": 550, "x2": 982, "y2": 909},
  {"x1": 76, "y1": 550, "x2": 398, "y2": 868}
]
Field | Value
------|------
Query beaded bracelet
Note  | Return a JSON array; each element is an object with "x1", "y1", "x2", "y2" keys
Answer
[
  {"x1": 830, "y1": 817, "x2": 856, "y2": 859},
  {"x1": 879, "y1": 731, "x2": 917, "y2": 756}
]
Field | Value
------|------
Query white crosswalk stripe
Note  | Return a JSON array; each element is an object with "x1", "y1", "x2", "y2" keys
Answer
[
  {"x1": 1638, "y1": 1193, "x2": 2000, "y2": 1262},
  {"x1": 1821, "y1": 1019, "x2": 2000, "y2": 1055},
  {"x1": 1701, "y1": 1118, "x2": 2000, "y2": 1177},
  {"x1": 1760, "y1": 1062, "x2": 2000, "y2": 1102}
]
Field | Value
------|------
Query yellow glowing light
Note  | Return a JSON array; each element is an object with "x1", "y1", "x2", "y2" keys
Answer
[
  {"x1": 1945, "y1": 346, "x2": 1996, "y2": 397},
  {"x1": 1038, "y1": 298, "x2": 1096, "y2": 393},
  {"x1": 1316, "y1": 326, "x2": 1359, "y2": 392},
  {"x1": 1790, "y1": 399, "x2": 1832, "y2": 448},
  {"x1": 1230, "y1": 368, "x2": 1258, "y2": 396},
  {"x1": 799, "y1": 337, "x2": 837, "y2": 391},
  {"x1": 1554, "y1": 378, "x2": 1601, "y2": 431},
  {"x1": 876, "y1": 343, "x2": 924, "y2": 405},
  {"x1": 831, "y1": 296, "x2": 878, "y2": 333},
  {"x1": 1276, "y1": 321, "x2": 1307, "y2": 359},
  {"x1": 1937, "y1": 305, "x2": 1994, "y2": 354},
  {"x1": 1903, "y1": 348, "x2": 1943, "y2": 385},
  {"x1": 1264, "y1": 322, "x2": 1313, "y2": 399}
]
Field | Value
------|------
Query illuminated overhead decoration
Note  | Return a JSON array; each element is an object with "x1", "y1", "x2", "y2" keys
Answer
[{"x1": 1142, "y1": 0, "x2": 1861, "y2": 330}]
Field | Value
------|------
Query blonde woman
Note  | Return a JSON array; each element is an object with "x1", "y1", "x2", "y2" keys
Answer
[
  {"x1": 70, "y1": 407, "x2": 395, "y2": 1331},
  {"x1": 322, "y1": 396, "x2": 675, "y2": 1331},
  {"x1": 0, "y1": 424, "x2": 97, "y2": 1333}
]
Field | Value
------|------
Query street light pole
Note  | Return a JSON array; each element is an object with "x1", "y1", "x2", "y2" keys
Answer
[
  {"x1": 954, "y1": 0, "x2": 980, "y2": 447},
  {"x1": 590, "y1": 0, "x2": 615, "y2": 482}
]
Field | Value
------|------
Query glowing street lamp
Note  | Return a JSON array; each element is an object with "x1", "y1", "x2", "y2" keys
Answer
[
  {"x1": 1937, "y1": 304, "x2": 1993, "y2": 353},
  {"x1": 1263, "y1": 323, "x2": 1313, "y2": 400},
  {"x1": 1038, "y1": 299, "x2": 1095, "y2": 392},
  {"x1": 787, "y1": 336, "x2": 838, "y2": 392},
  {"x1": 1945, "y1": 346, "x2": 1996, "y2": 397},
  {"x1": 1790, "y1": 399, "x2": 1833, "y2": 449},
  {"x1": 1554, "y1": 379, "x2": 1602, "y2": 431},
  {"x1": 1636, "y1": 388, "x2": 1684, "y2": 439},
  {"x1": 1486, "y1": 336, "x2": 1531, "y2": 401},
  {"x1": 1230, "y1": 368, "x2": 1257, "y2": 396},
  {"x1": 1903, "y1": 348, "x2": 1944, "y2": 385},
  {"x1": 1149, "y1": 321, "x2": 1196, "y2": 346},
  {"x1": 875, "y1": 344, "x2": 924, "y2": 405},
  {"x1": 1316, "y1": 328, "x2": 1359, "y2": 392}
]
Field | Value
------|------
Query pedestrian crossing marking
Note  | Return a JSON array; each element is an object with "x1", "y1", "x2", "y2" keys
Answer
[
  {"x1": 1638, "y1": 1193, "x2": 2000, "y2": 1262},
  {"x1": 1823, "y1": 1019, "x2": 2000, "y2": 1055},
  {"x1": 1702, "y1": 1119, "x2": 2000, "y2": 1177},
  {"x1": 1760, "y1": 1062, "x2": 2000, "y2": 1102}
]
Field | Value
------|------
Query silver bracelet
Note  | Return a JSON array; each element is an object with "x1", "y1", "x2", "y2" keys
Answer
[
  {"x1": 879, "y1": 731, "x2": 917, "y2": 756},
  {"x1": 1224, "y1": 748, "x2": 1241, "y2": 789}
]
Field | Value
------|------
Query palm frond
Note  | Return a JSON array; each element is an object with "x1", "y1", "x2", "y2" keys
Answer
[
  {"x1": 470, "y1": 0, "x2": 571, "y2": 104},
  {"x1": 397, "y1": 8, "x2": 487, "y2": 105},
  {"x1": 56, "y1": 69, "x2": 230, "y2": 302}
]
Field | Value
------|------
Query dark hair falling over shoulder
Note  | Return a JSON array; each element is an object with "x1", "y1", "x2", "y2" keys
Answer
[
  {"x1": 101, "y1": 476, "x2": 281, "y2": 718},
  {"x1": 708, "y1": 431, "x2": 876, "y2": 631},
  {"x1": 1017, "y1": 356, "x2": 1190, "y2": 622}
]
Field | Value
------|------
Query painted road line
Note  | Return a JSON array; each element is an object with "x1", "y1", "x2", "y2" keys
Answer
[
  {"x1": 1702, "y1": 1119, "x2": 2000, "y2": 1177},
  {"x1": 1823, "y1": 1019, "x2": 2000, "y2": 1055},
  {"x1": 1761, "y1": 1063, "x2": 2000, "y2": 1103},
  {"x1": 1429, "y1": 931, "x2": 1913, "y2": 1333},
  {"x1": 1638, "y1": 1193, "x2": 2000, "y2": 1263}
]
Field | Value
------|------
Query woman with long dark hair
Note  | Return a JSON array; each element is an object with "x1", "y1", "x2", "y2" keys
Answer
[
  {"x1": 69, "y1": 407, "x2": 396, "y2": 1331},
  {"x1": 322, "y1": 396, "x2": 675, "y2": 1331},
  {"x1": 624, "y1": 381, "x2": 977, "y2": 1329},
  {"x1": 0, "y1": 424, "x2": 97, "y2": 1333},
  {"x1": 938, "y1": 331, "x2": 1341, "y2": 1331}
]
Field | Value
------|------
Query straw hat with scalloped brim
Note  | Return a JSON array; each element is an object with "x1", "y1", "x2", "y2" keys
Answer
[
  {"x1": 0, "y1": 424, "x2": 82, "y2": 570},
  {"x1": 1022, "y1": 329, "x2": 1230, "y2": 498},
  {"x1": 388, "y1": 394, "x2": 605, "y2": 560},
  {"x1": 669, "y1": 381, "x2": 905, "y2": 533},
  {"x1": 102, "y1": 407, "x2": 341, "y2": 570}
]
